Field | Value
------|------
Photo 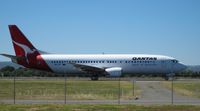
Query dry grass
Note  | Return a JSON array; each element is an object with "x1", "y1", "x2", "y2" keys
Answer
[
  {"x1": 161, "y1": 81, "x2": 200, "y2": 98},
  {"x1": 0, "y1": 79, "x2": 139, "y2": 100},
  {"x1": 1, "y1": 104, "x2": 200, "y2": 111}
]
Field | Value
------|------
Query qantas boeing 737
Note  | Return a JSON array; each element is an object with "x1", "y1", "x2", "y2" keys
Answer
[{"x1": 1, "y1": 25, "x2": 187, "y2": 80}]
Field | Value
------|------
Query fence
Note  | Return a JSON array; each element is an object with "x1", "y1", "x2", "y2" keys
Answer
[{"x1": 0, "y1": 76, "x2": 200, "y2": 104}]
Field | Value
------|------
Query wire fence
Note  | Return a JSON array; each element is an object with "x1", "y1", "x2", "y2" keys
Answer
[{"x1": 0, "y1": 76, "x2": 200, "y2": 104}]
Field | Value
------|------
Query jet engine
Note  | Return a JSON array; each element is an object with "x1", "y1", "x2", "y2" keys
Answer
[{"x1": 105, "y1": 67, "x2": 122, "y2": 77}]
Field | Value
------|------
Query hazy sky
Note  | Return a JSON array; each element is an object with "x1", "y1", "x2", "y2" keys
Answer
[{"x1": 0, "y1": 0, "x2": 200, "y2": 65}]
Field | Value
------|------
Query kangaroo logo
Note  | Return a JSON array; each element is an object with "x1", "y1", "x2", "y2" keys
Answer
[{"x1": 12, "y1": 40, "x2": 37, "y2": 64}]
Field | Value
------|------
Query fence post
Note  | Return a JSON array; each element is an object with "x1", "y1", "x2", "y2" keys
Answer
[
  {"x1": 171, "y1": 77, "x2": 174, "y2": 105},
  {"x1": 118, "y1": 77, "x2": 121, "y2": 104},
  {"x1": 13, "y1": 73, "x2": 16, "y2": 104},
  {"x1": 133, "y1": 79, "x2": 135, "y2": 97},
  {"x1": 64, "y1": 73, "x2": 67, "y2": 104}
]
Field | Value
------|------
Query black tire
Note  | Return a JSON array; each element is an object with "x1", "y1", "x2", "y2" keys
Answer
[
  {"x1": 164, "y1": 76, "x2": 169, "y2": 81},
  {"x1": 91, "y1": 76, "x2": 99, "y2": 81}
]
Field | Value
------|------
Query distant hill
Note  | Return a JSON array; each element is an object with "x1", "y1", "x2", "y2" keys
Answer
[
  {"x1": 187, "y1": 65, "x2": 200, "y2": 72},
  {"x1": 0, "y1": 61, "x2": 22, "y2": 69}
]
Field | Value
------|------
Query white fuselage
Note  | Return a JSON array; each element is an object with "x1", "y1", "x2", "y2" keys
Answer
[
  {"x1": 41, "y1": 54, "x2": 186, "y2": 75},
  {"x1": 4, "y1": 25, "x2": 187, "y2": 79}
]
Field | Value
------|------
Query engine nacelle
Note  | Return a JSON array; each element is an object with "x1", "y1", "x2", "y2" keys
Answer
[{"x1": 105, "y1": 67, "x2": 122, "y2": 77}]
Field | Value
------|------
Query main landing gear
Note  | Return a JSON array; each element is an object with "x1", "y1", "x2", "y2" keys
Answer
[
  {"x1": 91, "y1": 74, "x2": 99, "y2": 81},
  {"x1": 164, "y1": 73, "x2": 175, "y2": 81}
]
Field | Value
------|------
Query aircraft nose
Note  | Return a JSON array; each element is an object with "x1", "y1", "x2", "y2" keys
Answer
[{"x1": 175, "y1": 63, "x2": 187, "y2": 72}]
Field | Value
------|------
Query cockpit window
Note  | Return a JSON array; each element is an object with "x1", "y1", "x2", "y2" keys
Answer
[{"x1": 172, "y1": 60, "x2": 178, "y2": 63}]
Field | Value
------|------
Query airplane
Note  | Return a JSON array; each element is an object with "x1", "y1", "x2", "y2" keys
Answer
[{"x1": 1, "y1": 25, "x2": 187, "y2": 80}]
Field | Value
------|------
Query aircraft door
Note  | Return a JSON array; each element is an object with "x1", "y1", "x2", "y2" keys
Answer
[{"x1": 161, "y1": 60, "x2": 172, "y2": 73}]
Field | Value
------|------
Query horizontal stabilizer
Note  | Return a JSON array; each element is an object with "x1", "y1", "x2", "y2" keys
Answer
[{"x1": 0, "y1": 53, "x2": 24, "y2": 63}]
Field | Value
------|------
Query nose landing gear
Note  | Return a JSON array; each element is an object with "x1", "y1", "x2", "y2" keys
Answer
[{"x1": 91, "y1": 74, "x2": 99, "y2": 81}]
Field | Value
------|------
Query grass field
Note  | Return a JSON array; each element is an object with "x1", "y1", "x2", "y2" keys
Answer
[
  {"x1": 162, "y1": 81, "x2": 200, "y2": 98},
  {"x1": 0, "y1": 104, "x2": 200, "y2": 111},
  {"x1": 0, "y1": 79, "x2": 139, "y2": 100}
]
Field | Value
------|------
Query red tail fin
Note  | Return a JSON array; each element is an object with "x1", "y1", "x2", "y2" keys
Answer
[
  {"x1": 8, "y1": 25, "x2": 52, "y2": 72},
  {"x1": 9, "y1": 25, "x2": 37, "y2": 56},
  {"x1": 8, "y1": 25, "x2": 40, "y2": 67}
]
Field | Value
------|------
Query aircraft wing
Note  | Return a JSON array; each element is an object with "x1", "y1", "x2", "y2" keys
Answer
[{"x1": 70, "y1": 63, "x2": 105, "y2": 73}]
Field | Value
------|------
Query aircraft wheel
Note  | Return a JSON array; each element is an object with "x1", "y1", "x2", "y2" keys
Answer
[{"x1": 91, "y1": 75, "x2": 99, "y2": 81}]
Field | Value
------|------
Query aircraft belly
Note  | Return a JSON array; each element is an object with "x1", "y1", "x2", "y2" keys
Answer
[{"x1": 122, "y1": 64, "x2": 165, "y2": 74}]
